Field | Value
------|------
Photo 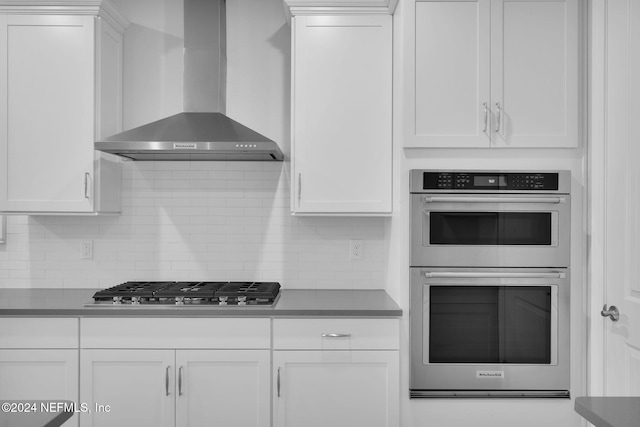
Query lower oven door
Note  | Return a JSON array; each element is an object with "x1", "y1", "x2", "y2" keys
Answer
[
  {"x1": 410, "y1": 268, "x2": 570, "y2": 398},
  {"x1": 410, "y1": 194, "x2": 570, "y2": 268}
]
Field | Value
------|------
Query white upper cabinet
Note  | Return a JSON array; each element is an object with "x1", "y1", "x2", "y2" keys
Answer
[
  {"x1": 289, "y1": 13, "x2": 393, "y2": 215},
  {"x1": 405, "y1": 0, "x2": 581, "y2": 148},
  {"x1": 0, "y1": 2, "x2": 127, "y2": 214},
  {"x1": 283, "y1": 0, "x2": 398, "y2": 15},
  {"x1": 413, "y1": 0, "x2": 490, "y2": 148}
]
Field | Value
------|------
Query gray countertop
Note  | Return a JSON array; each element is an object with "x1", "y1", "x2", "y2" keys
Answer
[
  {"x1": 0, "y1": 288, "x2": 402, "y2": 317},
  {"x1": 575, "y1": 397, "x2": 640, "y2": 427}
]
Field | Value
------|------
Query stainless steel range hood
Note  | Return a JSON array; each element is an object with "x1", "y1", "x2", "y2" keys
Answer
[
  {"x1": 95, "y1": 0, "x2": 284, "y2": 161},
  {"x1": 96, "y1": 112, "x2": 283, "y2": 161}
]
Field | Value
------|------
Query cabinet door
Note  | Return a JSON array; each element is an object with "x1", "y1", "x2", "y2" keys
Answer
[
  {"x1": 176, "y1": 350, "x2": 270, "y2": 427},
  {"x1": 292, "y1": 15, "x2": 392, "y2": 215},
  {"x1": 408, "y1": 0, "x2": 491, "y2": 147},
  {"x1": 0, "y1": 14, "x2": 95, "y2": 212},
  {"x1": 0, "y1": 349, "x2": 78, "y2": 426},
  {"x1": 491, "y1": 0, "x2": 580, "y2": 147},
  {"x1": 0, "y1": 349, "x2": 79, "y2": 397},
  {"x1": 80, "y1": 349, "x2": 174, "y2": 427},
  {"x1": 273, "y1": 351, "x2": 399, "y2": 427}
]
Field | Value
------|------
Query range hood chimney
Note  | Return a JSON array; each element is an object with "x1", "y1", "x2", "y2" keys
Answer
[{"x1": 95, "y1": 0, "x2": 284, "y2": 161}]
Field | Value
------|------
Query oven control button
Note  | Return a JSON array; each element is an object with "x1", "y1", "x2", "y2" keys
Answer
[
  {"x1": 455, "y1": 174, "x2": 470, "y2": 188},
  {"x1": 436, "y1": 173, "x2": 453, "y2": 189}
]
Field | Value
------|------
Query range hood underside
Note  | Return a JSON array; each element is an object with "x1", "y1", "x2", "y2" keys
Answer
[{"x1": 96, "y1": 112, "x2": 284, "y2": 161}]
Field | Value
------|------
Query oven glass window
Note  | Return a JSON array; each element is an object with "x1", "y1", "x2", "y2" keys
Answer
[
  {"x1": 429, "y1": 212, "x2": 552, "y2": 245},
  {"x1": 429, "y1": 286, "x2": 552, "y2": 364}
]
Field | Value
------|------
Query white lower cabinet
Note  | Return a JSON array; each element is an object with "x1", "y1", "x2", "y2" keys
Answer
[
  {"x1": 0, "y1": 349, "x2": 79, "y2": 402},
  {"x1": 74, "y1": 316, "x2": 400, "y2": 427},
  {"x1": 273, "y1": 319, "x2": 400, "y2": 427},
  {"x1": 273, "y1": 351, "x2": 399, "y2": 427},
  {"x1": 79, "y1": 318, "x2": 271, "y2": 427},
  {"x1": 80, "y1": 349, "x2": 174, "y2": 427},
  {"x1": 175, "y1": 350, "x2": 270, "y2": 427},
  {"x1": 0, "y1": 318, "x2": 79, "y2": 427},
  {"x1": 80, "y1": 349, "x2": 270, "y2": 427}
]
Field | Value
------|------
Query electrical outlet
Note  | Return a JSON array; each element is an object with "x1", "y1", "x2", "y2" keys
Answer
[
  {"x1": 80, "y1": 240, "x2": 93, "y2": 259},
  {"x1": 350, "y1": 240, "x2": 363, "y2": 260}
]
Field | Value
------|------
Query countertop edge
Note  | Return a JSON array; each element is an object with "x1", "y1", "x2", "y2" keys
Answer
[
  {"x1": 575, "y1": 397, "x2": 614, "y2": 427},
  {"x1": 574, "y1": 396, "x2": 640, "y2": 427},
  {"x1": 0, "y1": 289, "x2": 403, "y2": 318},
  {"x1": 0, "y1": 309, "x2": 403, "y2": 317}
]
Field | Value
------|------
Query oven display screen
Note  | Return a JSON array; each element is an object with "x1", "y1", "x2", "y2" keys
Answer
[
  {"x1": 474, "y1": 175, "x2": 506, "y2": 187},
  {"x1": 421, "y1": 172, "x2": 560, "y2": 190}
]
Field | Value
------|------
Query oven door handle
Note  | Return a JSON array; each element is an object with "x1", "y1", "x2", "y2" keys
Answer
[
  {"x1": 424, "y1": 196, "x2": 567, "y2": 204},
  {"x1": 424, "y1": 272, "x2": 566, "y2": 279}
]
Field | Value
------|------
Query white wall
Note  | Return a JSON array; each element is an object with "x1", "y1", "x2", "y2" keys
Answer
[{"x1": 0, "y1": 0, "x2": 388, "y2": 290}]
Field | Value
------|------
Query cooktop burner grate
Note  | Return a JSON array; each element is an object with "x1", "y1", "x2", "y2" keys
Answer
[
  {"x1": 92, "y1": 281, "x2": 175, "y2": 299},
  {"x1": 153, "y1": 282, "x2": 226, "y2": 299},
  {"x1": 89, "y1": 281, "x2": 281, "y2": 306},
  {"x1": 216, "y1": 282, "x2": 281, "y2": 299}
]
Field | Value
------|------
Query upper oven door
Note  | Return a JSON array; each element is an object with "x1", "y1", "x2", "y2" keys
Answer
[{"x1": 410, "y1": 194, "x2": 570, "y2": 268}]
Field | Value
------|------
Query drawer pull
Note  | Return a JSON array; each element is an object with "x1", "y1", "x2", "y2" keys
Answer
[
  {"x1": 165, "y1": 365, "x2": 170, "y2": 396},
  {"x1": 277, "y1": 367, "x2": 281, "y2": 397},
  {"x1": 321, "y1": 333, "x2": 351, "y2": 338}
]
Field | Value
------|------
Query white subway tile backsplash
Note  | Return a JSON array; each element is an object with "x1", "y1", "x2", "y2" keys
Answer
[{"x1": 0, "y1": 162, "x2": 388, "y2": 289}]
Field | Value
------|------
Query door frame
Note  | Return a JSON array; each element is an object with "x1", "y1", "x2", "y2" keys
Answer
[{"x1": 587, "y1": 0, "x2": 606, "y2": 396}]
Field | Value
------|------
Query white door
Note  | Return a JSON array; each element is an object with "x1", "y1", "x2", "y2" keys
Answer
[
  {"x1": 80, "y1": 349, "x2": 175, "y2": 427},
  {"x1": 491, "y1": 0, "x2": 579, "y2": 148},
  {"x1": 410, "y1": 0, "x2": 491, "y2": 148},
  {"x1": 176, "y1": 350, "x2": 270, "y2": 427},
  {"x1": 590, "y1": 0, "x2": 640, "y2": 395},
  {"x1": 273, "y1": 351, "x2": 399, "y2": 427}
]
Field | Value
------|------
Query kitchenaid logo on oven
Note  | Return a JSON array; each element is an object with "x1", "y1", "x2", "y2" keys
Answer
[{"x1": 476, "y1": 371, "x2": 505, "y2": 379}]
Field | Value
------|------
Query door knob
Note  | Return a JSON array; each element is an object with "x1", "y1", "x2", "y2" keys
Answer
[{"x1": 601, "y1": 304, "x2": 620, "y2": 322}]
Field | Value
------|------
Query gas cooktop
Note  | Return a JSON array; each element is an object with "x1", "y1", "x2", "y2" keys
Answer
[{"x1": 86, "y1": 281, "x2": 281, "y2": 307}]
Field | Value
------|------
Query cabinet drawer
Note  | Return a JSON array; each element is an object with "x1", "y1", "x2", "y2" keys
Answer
[
  {"x1": 81, "y1": 318, "x2": 270, "y2": 349},
  {"x1": 273, "y1": 318, "x2": 399, "y2": 350},
  {"x1": 0, "y1": 318, "x2": 78, "y2": 348}
]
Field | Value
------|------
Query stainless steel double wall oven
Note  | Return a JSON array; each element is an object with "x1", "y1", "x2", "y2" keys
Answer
[{"x1": 410, "y1": 170, "x2": 571, "y2": 398}]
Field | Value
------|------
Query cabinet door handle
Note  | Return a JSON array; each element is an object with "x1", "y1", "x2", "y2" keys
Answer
[
  {"x1": 84, "y1": 173, "x2": 91, "y2": 199},
  {"x1": 297, "y1": 173, "x2": 302, "y2": 205},
  {"x1": 277, "y1": 367, "x2": 281, "y2": 397},
  {"x1": 165, "y1": 365, "x2": 170, "y2": 396},
  {"x1": 321, "y1": 333, "x2": 352, "y2": 338},
  {"x1": 482, "y1": 102, "x2": 488, "y2": 133},
  {"x1": 178, "y1": 366, "x2": 183, "y2": 396},
  {"x1": 495, "y1": 102, "x2": 502, "y2": 133}
]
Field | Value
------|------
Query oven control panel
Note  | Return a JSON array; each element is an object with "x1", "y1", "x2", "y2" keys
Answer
[{"x1": 421, "y1": 172, "x2": 560, "y2": 191}]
